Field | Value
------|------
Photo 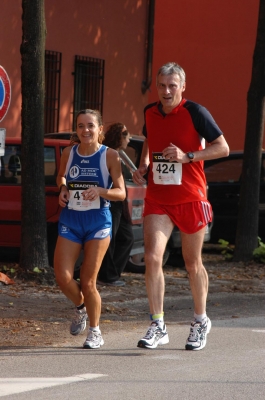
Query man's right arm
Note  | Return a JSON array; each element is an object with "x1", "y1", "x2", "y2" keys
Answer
[{"x1": 133, "y1": 137, "x2": 149, "y2": 185}]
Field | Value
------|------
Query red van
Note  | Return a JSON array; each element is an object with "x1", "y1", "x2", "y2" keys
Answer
[{"x1": 0, "y1": 137, "x2": 146, "y2": 266}]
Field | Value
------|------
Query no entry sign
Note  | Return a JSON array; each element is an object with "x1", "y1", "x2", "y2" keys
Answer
[{"x1": 0, "y1": 65, "x2": 11, "y2": 122}]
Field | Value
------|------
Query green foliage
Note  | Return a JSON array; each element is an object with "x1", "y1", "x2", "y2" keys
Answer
[
  {"x1": 33, "y1": 267, "x2": 42, "y2": 273},
  {"x1": 218, "y1": 239, "x2": 234, "y2": 260},
  {"x1": 253, "y1": 237, "x2": 265, "y2": 263},
  {"x1": 0, "y1": 265, "x2": 16, "y2": 274},
  {"x1": 217, "y1": 237, "x2": 265, "y2": 263}
]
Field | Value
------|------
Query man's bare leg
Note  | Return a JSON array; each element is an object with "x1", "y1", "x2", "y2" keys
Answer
[
  {"x1": 137, "y1": 214, "x2": 173, "y2": 349},
  {"x1": 181, "y1": 227, "x2": 212, "y2": 350},
  {"x1": 181, "y1": 227, "x2": 208, "y2": 314},
  {"x1": 144, "y1": 214, "x2": 174, "y2": 314}
]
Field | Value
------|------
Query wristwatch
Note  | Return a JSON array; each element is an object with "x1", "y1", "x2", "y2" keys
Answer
[{"x1": 187, "y1": 152, "x2": 194, "y2": 163}]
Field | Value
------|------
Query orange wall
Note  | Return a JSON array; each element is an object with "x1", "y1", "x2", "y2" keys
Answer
[
  {"x1": 44, "y1": 0, "x2": 148, "y2": 134},
  {"x1": 1, "y1": 0, "x2": 262, "y2": 150},
  {"x1": 0, "y1": 0, "x2": 148, "y2": 137},
  {"x1": 150, "y1": 0, "x2": 261, "y2": 150}
]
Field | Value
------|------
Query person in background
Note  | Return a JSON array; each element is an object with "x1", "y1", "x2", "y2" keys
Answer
[
  {"x1": 133, "y1": 62, "x2": 229, "y2": 351},
  {"x1": 54, "y1": 109, "x2": 125, "y2": 349},
  {"x1": 97, "y1": 123, "x2": 134, "y2": 287}
]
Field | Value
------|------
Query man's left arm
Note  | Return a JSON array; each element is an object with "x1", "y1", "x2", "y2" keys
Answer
[
  {"x1": 189, "y1": 135, "x2": 229, "y2": 163},
  {"x1": 163, "y1": 135, "x2": 229, "y2": 164}
]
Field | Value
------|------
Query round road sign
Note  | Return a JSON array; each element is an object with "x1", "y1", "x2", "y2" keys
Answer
[{"x1": 0, "y1": 65, "x2": 11, "y2": 122}]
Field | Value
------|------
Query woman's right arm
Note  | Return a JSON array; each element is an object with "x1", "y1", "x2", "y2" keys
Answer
[{"x1": 56, "y1": 147, "x2": 71, "y2": 207}]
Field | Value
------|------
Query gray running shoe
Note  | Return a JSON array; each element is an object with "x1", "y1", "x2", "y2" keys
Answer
[
  {"x1": 137, "y1": 322, "x2": 169, "y2": 349},
  {"x1": 83, "y1": 329, "x2": 104, "y2": 349},
  {"x1": 70, "y1": 307, "x2": 87, "y2": 336},
  {"x1": 185, "y1": 317, "x2": 212, "y2": 350}
]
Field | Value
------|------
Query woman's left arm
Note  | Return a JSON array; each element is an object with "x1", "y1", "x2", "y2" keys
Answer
[{"x1": 97, "y1": 149, "x2": 126, "y2": 201}]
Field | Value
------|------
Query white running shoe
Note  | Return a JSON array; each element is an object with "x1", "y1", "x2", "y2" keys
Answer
[
  {"x1": 83, "y1": 329, "x2": 104, "y2": 349},
  {"x1": 185, "y1": 317, "x2": 212, "y2": 350},
  {"x1": 137, "y1": 322, "x2": 169, "y2": 349}
]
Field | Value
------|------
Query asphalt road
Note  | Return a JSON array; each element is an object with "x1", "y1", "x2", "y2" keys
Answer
[
  {"x1": 0, "y1": 247, "x2": 264, "y2": 399},
  {"x1": 0, "y1": 292, "x2": 264, "y2": 400}
]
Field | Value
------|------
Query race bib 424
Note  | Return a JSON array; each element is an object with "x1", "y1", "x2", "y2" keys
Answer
[{"x1": 152, "y1": 152, "x2": 182, "y2": 185}]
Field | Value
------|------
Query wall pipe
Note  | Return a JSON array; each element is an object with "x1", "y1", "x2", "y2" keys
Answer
[{"x1": 141, "y1": 0, "x2": 155, "y2": 94}]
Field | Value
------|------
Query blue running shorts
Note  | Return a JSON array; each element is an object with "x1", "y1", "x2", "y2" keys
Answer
[{"x1": 58, "y1": 207, "x2": 112, "y2": 245}]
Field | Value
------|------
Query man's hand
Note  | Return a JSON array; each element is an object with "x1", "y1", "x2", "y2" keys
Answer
[
  {"x1": 162, "y1": 143, "x2": 190, "y2": 163},
  {"x1": 132, "y1": 165, "x2": 148, "y2": 185}
]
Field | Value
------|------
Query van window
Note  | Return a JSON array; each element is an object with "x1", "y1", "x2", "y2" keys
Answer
[
  {"x1": 205, "y1": 159, "x2": 243, "y2": 183},
  {"x1": 0, "y1": 145, "x2": 57, "y2": 186},
  {"x1": 0, "y1": 145, "x2": 21, "y2": 184},
  {"x1": 44, "y1": 146, "x2": 56, "y2": 185},
  {"x1": 126, "y1": 146, "x2": 138, "y2": 167}
]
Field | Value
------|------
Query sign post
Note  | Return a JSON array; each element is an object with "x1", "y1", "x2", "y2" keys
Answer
[{"x1": 0, "y1": 128, "x2": 6, "y2": 156}]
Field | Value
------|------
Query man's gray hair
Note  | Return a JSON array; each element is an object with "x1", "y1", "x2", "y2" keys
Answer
[{"x1": 156, "y1": 62, "x2": 186, "y2": 87}]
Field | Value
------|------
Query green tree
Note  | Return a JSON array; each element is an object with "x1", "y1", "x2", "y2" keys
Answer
[
  {"x1": 20, "y1": 0, "x2": 48, "y2": 272},
  {"x1": 234, "y1": 0, "x2": 265, "y2": 261}
]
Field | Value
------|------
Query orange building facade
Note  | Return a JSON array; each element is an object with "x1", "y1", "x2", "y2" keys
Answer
[
  {"x1": 150, "y1": 0, "x2": 261, "y2": 150},
  {"x1": 0, "y1": 0, "x2": 261, "y2": 150},
  {"x1": 0, "y1": 0, "x2": 149, "y2": 138}
]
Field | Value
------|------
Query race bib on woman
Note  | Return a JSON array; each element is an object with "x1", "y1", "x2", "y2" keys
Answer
[
  {"x1": 152, "y1": 152, "x2": 182, "y2": 185},
  {"x1": 67, "y1": 181, "x2": 100, "y2": 210}
]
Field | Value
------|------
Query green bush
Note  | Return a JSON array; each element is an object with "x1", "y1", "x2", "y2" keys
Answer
[
  {"x1": 218, "y1": 239, "x2": 234, "y2": 260},
  {"x1": 217, "y1": 237, "x2": 265, "y2": 263},
  {"x1": 253, "y1": 237, "x2": 265, "y2": 263}
]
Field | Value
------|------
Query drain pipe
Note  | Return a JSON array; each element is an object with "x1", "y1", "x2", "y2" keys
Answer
[{"x1": 141, "y1": 0, "x2": 155, "y2": 94}]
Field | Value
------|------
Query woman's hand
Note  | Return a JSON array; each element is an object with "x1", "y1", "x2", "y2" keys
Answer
[
  {"x1": 82, "y1": 187, "x2": 99, "y2": 201},
  {"x1": 59, "y1": 187, "x2": 69, "y2": 207}
]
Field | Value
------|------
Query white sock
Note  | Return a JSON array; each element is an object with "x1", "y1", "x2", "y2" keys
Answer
[
  {"x1": 194, "y1": 313, "x2": 207, "y2": 323},
  {"x1": 89, "y1": 326, "x2": 100, "y2": 332}
]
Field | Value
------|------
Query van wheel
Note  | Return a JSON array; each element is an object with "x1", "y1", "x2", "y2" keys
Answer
[
  {"x1": 47, "y1": 223, "x2": 58, "y2": 267},
  {"x1": 162, "y1": 247, "x2": 171, "y2": 266},
  {"x1": 125, "y1": 247, "x2": 170, "y2": 274},
  {"x1": 125, "y1": 253, "x2": 145, "y2": 274}
]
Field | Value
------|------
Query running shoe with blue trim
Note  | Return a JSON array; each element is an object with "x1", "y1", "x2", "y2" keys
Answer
[
  {"x1": 137, "y1": 322, "x2": 169, "y2": 349},
  {"x1": 185, "y1": 317, "x2": 211, "y2": 350}
]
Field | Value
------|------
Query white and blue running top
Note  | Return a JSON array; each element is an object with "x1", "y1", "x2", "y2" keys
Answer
[{"x1": 64, "y1": 144, "x2": 112, "y2": 211}]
